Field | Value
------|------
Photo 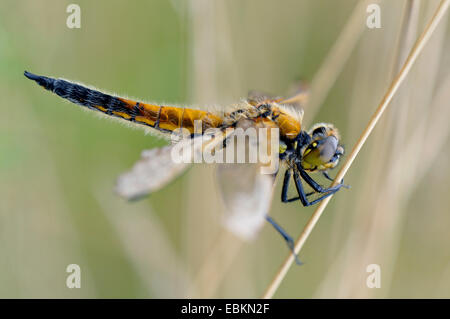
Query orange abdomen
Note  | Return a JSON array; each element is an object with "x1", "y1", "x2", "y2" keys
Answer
[
  {"x1": 119, "y1": 98, "x2": 223, "y2": 134},
  {"x1": 24, "y1": 72, "x2": 224, "y2": 136}
]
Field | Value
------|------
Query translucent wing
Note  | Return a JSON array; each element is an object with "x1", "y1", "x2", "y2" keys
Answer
[
  {"x1": 216, "y1": 118, "x2": 279, "y2": 240},
  {"x1": 217, "y1": 163, "x2": 276, "y2": 240},
  {"x1": 248, "y1": 80, "x2": 310, "y2": 109},
  {"x1": 247, "y1": 90, "x2": 279, "y2": 102},
  {"x1": 279, "y1": 80, "x2": 310, "y2": 108},
  {"x1": 116, "y1": 131, "x2": 230, "y2": 200},
  {"x1": 115, "y1": 140, "x2": 192, "y2": 200}
]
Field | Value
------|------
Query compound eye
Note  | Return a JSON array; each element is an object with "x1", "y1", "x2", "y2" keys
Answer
[
  {"x1": 302, "y1": 136, "x2": 338, "y2": 167},
  {"x1": 312, "y1": 126, "x2": 327, "y2": 137},
  {"x1": 317, "y1": 136, "x2": 338, "y2": 163}
]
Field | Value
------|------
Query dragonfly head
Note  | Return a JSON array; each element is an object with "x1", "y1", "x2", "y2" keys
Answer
[{"x1": 300, "y1": 123, "x2": 344, "y2": 172}]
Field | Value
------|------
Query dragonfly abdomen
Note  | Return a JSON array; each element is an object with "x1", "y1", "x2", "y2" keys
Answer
[{"x1": 25, "y1": 71, "x2": 223, "y2": 135}]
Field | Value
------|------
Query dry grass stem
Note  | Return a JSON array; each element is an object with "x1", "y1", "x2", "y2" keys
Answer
[
  {"x1": 313, "y1": 0, "x2": 428, "y2": 298},
  {"x1": 262, "y1": 0, "x2": 450, "y2": 299}
]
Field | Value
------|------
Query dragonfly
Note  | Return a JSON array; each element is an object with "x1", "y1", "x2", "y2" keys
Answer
[{"x1": 25, "y1": 71, "x2": 348, "y2": 264}]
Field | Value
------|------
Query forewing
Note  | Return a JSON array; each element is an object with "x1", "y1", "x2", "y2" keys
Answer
[
  {"x1": 116, "y1": 131, "x2": 230, "y2": 200},
  {"x1": 115, "y1": 143, "x2": 191, "y2": 200}
]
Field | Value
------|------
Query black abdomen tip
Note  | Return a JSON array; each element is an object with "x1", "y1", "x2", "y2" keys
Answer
[
  {"x1": 24, "y1": 70, "x2": 56, "y2": 91},
  {"x1": 24, "y1": 71, "x2": 38, "y2": 80}
]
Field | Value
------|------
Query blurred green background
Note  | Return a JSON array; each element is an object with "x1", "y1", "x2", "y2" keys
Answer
[{"x1": 1, "y1": 0, "x2": 450, "y2": 298}]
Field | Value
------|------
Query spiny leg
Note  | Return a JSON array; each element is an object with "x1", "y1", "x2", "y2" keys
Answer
[
  {"x1": 265, "y1": 216, "x2": 302, "y2": 265},
  {"x1": 299, "y1": 168, "x2": 346, "y2": 194},
  {"x1": 281, "y1": 169, "x2": 321, "y2": 203},
  {"x1": 293, "y1": 170, "x2": 340, "y2": 206},
  {"x1": 281, "y1": 169, "x2": 301, "y2": 203}
]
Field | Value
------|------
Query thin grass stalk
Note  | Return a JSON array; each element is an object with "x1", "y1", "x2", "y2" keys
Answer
[
  {"x1": 314, "y1": 0, "x2": 423, "y2": 298},
  {"x1": 262, "y1": 0, "x2": 450, "y2": 299},
  {"x1": 354, "y1": 0, "x2": 446, "y2": 297}
]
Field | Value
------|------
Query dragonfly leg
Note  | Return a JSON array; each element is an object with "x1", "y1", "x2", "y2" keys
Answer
[
  {"x1": 281, "y1": 169, "x2": 301, "y2": 203},
  {"x1": 282, "y1": 169, "x2": 325, "y2": 204},
  {"x1": 266, "y1": 215, "x2": 303, "y2": 265},
  {"x1": 293, "y1": 170, "x2": 340, "y2": 206},
  {"x1": 299, "y1": 168, "x2": 347, "y2": 194},
  {"x1": 322, "y1": 171, "x2": 349, "y2": 188}
]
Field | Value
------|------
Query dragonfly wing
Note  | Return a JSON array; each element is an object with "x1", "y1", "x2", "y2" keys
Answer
[
  {"x1": 116, "y1": 135, "x2": 206, "y2": 200},
  {"x1": 247, "y1": 90, "x2": 278, "y2": 102},
  {"x1": 216, "y1": 163, "x2": 276, "y2": 240},
  {"x1": 248, "y1": 81, "x2": 310, "y2": 109},
  {"x1": 279, "y1": 80, "x2": 310, "y2": 108},
  {"x1": 116, "y1": 144, "x2": 191, "y2": 200},
  {"x1": 216, "y1": 117, "x2": 280, "y2": 240},
  {"x1": 116, "y1": 132, "x2": 229, "y2": 200}
]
